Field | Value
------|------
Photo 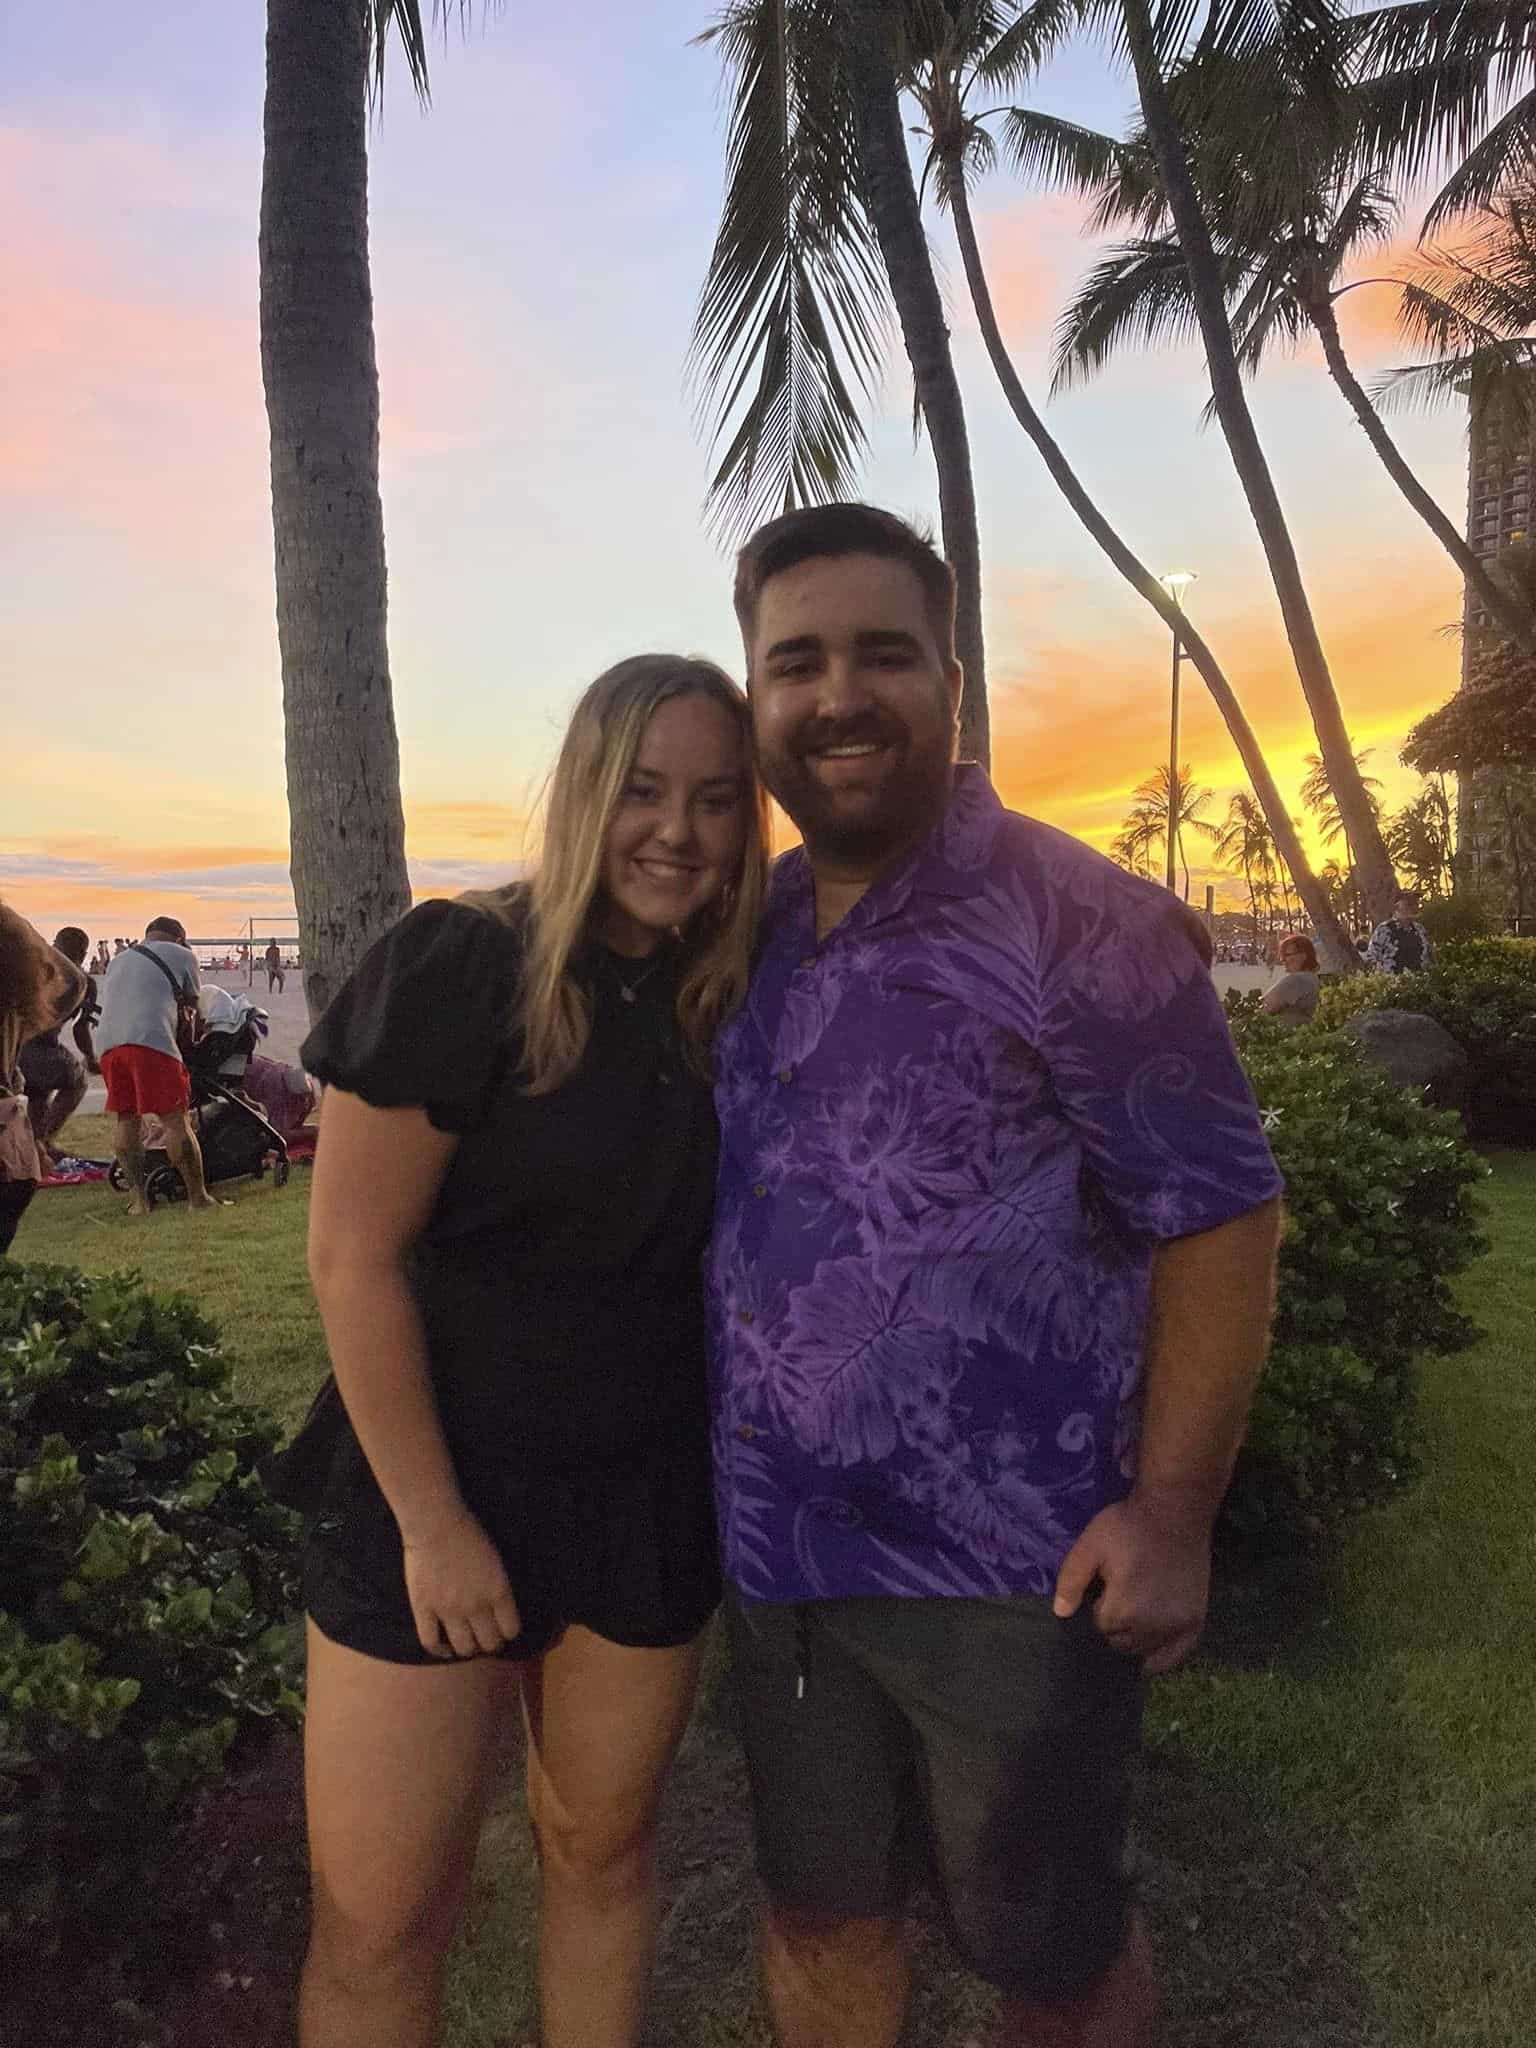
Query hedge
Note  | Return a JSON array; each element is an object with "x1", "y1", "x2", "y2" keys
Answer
[{"x1": 0, "y1": 1263, "x2": 302, "y2": 1944}]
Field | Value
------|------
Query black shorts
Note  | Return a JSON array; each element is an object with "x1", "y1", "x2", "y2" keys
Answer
[
  {"x1": 725, "y1": 1590, "x2": 1145, "y2": 2002},
  {"x1": 302, "y1": 1445, "x2": 721, "y2": 1668},
  {"x1": 19, "y1": 1038, "x2": 82, "y2": 1098}
]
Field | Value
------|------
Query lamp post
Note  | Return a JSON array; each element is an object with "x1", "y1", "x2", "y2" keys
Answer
[{"x1": 1159, "y1": 572, "x2": 1196, "y2": 894}]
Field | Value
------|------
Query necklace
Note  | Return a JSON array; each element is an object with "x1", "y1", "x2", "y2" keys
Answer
[{"x1": 605, "y1": 949, "x2": 665, "y2": 1005}]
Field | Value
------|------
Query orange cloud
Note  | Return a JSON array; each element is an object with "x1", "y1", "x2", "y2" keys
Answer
[{"x1": 959, "y1": 193, "x2": 1101, "y2": 346}]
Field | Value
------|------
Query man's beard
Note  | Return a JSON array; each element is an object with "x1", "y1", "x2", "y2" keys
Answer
[{"x1": 758, "y1": 710, "x2": 955, "y2": 867}]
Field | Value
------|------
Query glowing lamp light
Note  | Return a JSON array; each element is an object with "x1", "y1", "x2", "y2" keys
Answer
[{"x1": 1159, "y1": 570, "x2": 1197, "y2": 601}]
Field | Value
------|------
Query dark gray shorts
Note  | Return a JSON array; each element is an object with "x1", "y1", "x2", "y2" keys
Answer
[{"x1": 724, "y1": 1590, "x2": 1144, "y2": 2002}]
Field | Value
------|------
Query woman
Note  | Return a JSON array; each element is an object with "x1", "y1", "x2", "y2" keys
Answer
[
  {"x1": 1262, "y1": 933, "x2": 1321, "y2": 1030},
  {"x1": 278, "y1": 656, "x2": 767, "y2": 2048},
  {"x1": 1, "y1": 904, "x2": 88, "y2": 1252}
]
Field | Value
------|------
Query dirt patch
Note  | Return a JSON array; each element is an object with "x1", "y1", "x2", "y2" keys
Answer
[{"x1": 10, "y1": 1728, "x2": 310, "y2": 2048}]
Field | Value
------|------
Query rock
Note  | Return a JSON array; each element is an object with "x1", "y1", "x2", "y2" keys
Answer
[{"x1": 1339, "y1": 1009, "x2": 1467, "y2": 1112}]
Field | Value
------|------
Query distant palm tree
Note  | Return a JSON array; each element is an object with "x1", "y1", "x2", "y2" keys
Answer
[
  {"x1": 1212, "y1": 790, "x2": 1278, "y2": 941},
  {"x1": 1122, "y1": 763, "x2": 1218, "y2": 902},
  {"x1": 1386, "y1": 781, "x2": 1455, "y2": 900}
]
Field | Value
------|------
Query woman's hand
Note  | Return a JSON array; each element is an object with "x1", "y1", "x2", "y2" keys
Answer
[{"x1": 400, "y1": 1508, "x2": 523, "y2": 1659}]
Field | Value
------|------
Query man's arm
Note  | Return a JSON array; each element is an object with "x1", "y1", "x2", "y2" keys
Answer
[
  {"x1": 1364, "y1": 923, "x2": 1391, "y2": 971},
  {"x1": 1054, "y1": 1195, "x2": 1282, "y2": 1672}
]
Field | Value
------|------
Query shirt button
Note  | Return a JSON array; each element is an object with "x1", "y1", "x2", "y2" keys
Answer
[
  {"x1": 777, "y1": 1066, "x2": 792, "y2": 1084},
  {"x1": 737, "y1": 1424, "x2": 759, "y2": 1442},
  {"x1": 738, "y1": 1308, "x2": 755, "y2": 1326},
  {"x1": 799, "y1": 955, "x2": 816, "y2": 970},
  {"x1": 753, "y1": 1183, "x2": 767, "y2": 1199}
]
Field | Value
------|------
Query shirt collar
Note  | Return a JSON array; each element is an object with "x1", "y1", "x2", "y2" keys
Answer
[{"x1": 766, "y1": 763, "x2": 1004, "y2": 935}]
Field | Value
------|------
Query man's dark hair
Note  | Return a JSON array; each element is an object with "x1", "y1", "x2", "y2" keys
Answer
[
  {"x1": 145, "y1": 916, "x2": 188, "y2": 945},
  {"x1": 734, "y1": 503, "x2": 957, "y2": 665},
  {"x1": 53, "y1": 927, "x2": 89, "y2": 964},
  {"x1": 1394, "y1": 891, "x2": 1418, "y2": 911}
]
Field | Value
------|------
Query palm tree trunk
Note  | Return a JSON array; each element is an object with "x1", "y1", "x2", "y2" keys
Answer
[
  {"x1": 260, "y1": 0, "x2": 413, "y2": 1022},
  {"x1": 839, "y1": 0, "x2": 989, "y2": 765},
  {"x1": 945, "y1": 169, "x2": 1359, "y2": 969},
  {"x1": 1119, "y1": 0, "x2": 1397, "y2": 929},
  {"x1": 1310, "y1": 293, "x2": 1536, "y2": 657}
]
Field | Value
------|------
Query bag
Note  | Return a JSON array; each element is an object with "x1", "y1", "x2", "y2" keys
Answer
[
  {"x1": 259, "y1": 1374, "x2": 348, "y2": 1516},
  {"x1": 0, "y1": 1087, "x2": 42, "y2": 1186},
  {"x1": 129, "y1": 943, "x2": 204, "y2": 1065}
]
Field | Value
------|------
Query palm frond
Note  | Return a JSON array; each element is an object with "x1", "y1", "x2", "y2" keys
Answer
[
  {"x1": 1424, "y1": 89, "x2": 1536, "y2": 233},
  {"x1": 690, "y1": 0, "x2": 891, "y2": 541},
  {"x1": 1052, "y1": 236, "x2": 1203, "y2": 390},
  {"x1": 999, "y1": 106, "x2": 1134, "y2": 191},
  {"x1": 371, "y1": 0, "x2": 431, "y2": 97},
  {"x1": 976, "y1": 0, "x2": 1084, "y2": 85}
]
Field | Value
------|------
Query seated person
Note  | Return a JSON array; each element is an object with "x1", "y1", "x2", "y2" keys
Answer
[{"x1": 1262, "y1": 934, "x2": 1321, "y2": 1029}]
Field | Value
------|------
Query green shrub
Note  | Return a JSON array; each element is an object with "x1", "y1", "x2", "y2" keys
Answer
[
  {"x1": 0, "y1": 1263, "x2": 302, "y2": 1940},
  {"x1": 1313, "y1": 938, "x2": 1536, "y2": 1142},
  {"x1": 1421, "y1": 894, "x2": 1496, "y2": 946},
  {"x1": 1222, "y1": 1012, "x2": 1487, "y2": 1548}
]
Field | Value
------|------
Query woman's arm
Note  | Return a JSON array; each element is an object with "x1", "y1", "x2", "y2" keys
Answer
[{"x1": 308, "y1": 1089, "x2": 520, "y2": 1657}]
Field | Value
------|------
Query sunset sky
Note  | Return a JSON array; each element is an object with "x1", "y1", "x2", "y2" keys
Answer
[{"x1": 3, "y1": 1, "x2": 1468, "y2": 942}]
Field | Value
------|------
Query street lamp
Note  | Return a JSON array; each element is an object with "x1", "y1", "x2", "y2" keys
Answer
[{"x1": 1158, "y1": 572, "x2": 1197, "y2": 894}]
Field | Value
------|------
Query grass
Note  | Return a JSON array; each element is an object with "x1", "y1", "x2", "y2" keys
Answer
[
  {"x1": 11, "y1": 1134, "x2": 1535, "y2": 2045},
  {"x1": 13, "y1": 1111, "x2": 325, "y2": 1431}
]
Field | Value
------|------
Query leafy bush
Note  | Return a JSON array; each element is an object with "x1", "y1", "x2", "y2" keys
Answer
[
  {"x1": 1313, "y1": 938, "x2": 1536, "y2": 1142},
  {"x1": 1222, "y1": 1011, "x2": 1487, "y2": 1548},
  {"x1": 0, "y1": 1262, "x2": 302, "y2": 1941},
  {"x1": 1420, "y1": 895, "x2": 1496, "y2": 946}
]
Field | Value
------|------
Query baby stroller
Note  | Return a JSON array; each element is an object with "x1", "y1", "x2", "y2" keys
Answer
[{"x1": 109, "y1": 1002, "x2": 292, "y2": 1206}]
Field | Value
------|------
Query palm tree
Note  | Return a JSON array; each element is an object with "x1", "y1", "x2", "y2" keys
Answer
[
  {"x1": 691, "y1": 0, "x2": 989, "y2": 760},
  {"x1": 1125, "y1": 763, "x2": 1219, "y2": 902},
  {"x1": 261, "y1": 0, "x2": 427, "y2": 1017},
  {"x1": 892, "y1": 2, "x2": 1360, "y2": 967},
  {"x1": 1303, "y1": 745, "x2": 1384, "y2": 931},
  {"x1": 1112, "y1": 0, "x2": 1401, "y2": 926},
  {"x1": 1349, "y1": 1, "x2": 1536, "y2": 234},
  {"x1": 1387, "y1": 782, "x2": 1455, "y2": 899},
  {"x1": 1212, "y1": 790, "x2": 1278, "y2": 941},
  {"x1": 1111, "y1": 803, "x2": 1160, "y2": 880},
  {"x1": 1050, "y1": 71, "x2": 1536, "y2": 654}
]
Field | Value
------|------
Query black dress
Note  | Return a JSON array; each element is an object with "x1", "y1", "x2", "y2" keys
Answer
[{"x1": 288, "y1": 898, "x2": 722, "y2": 1665}]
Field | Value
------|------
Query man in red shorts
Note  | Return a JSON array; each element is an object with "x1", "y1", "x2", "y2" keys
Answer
[{"x1": 96, "y1": 916, "x2": 220, "y2": 1214}]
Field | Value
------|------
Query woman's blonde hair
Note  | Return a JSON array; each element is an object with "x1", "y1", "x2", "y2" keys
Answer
[{"x1": 466, "y1": 655, "x2": 770, "y2": 1095}]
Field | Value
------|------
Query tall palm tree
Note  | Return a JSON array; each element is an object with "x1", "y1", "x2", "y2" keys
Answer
[
  {"x1": 1125, "y1": 762, "x2": 1219, "y2": 901},
  {"x1": 1387, "y1": 781, "x2": 1455, "y2": 898},
  {"x1": 1112, "y1": 0, "x2": 1401, "y2": 926},
  {"x1": 261, "y1": 0, "x2": 411, "y2": 1018},
  {"x1": 691, "y1": 0, "x2": 989, "y2": 760},
  {"x1": 261, "y1": 2, "x2": 494, "y2": 1016},
  {"x1": 867, "y1": 3, "x2": 1353, "y2": 963},
  {"x1": 1050, "y1": 84, "x2": 1536, "y2": 654}
]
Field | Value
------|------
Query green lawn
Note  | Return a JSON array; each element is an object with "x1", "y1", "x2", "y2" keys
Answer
[
  {"x1": 15, "y1": 1111, "x2": 325, "y2": 1431},
  {"x1": 12, "y1": 1134, "x2": 1535, "y2": 2045}
]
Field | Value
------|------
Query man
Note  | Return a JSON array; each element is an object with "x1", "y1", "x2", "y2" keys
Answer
[
  {"x1": 264, "y1": 939, "x2": 286, "y2": 995},
  {"x1": 18, "y1": 925, "x2": 99, "y2": 1163},
  {"x1": 1365, "y1": 892, "x2": 1434, "y2": 975},
  {"x1": 711, "y1": 505, "x2": 1283, "y2": 2048},
  {"x1": 97, "y1": 915, "x2": 220, "y2": 1214}
]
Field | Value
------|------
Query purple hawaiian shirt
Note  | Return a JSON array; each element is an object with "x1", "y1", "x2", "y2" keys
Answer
[{"x1": 708, "y1": 765, "x2": 1283, "y2": 1606}]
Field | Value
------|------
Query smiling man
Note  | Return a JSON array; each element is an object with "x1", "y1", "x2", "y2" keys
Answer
[{"x1": 709, "y1": 504, "x2": 1284, "y2": 2048}]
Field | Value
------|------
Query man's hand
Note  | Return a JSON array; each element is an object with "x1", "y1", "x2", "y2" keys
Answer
[{"x1": 1053, "y1": 1495, "x2": 1213, "y2": 1675}]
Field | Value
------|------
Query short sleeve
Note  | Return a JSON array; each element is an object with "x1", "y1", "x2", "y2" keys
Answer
[
  {"x1": 300, "y1": 900, "x2": 519, "y2": 1134},
  {"x1": 1039, "y1": 892, "x2": 1284, "y2": 1244}
]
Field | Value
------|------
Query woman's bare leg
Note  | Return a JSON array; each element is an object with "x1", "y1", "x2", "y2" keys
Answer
[
  {"x1": 523, "y1": 1624, "x2": 705, "y2": 2048},
  {"x1": 299, "y1": 1621, "x2": 517, "y2": 2048}
]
